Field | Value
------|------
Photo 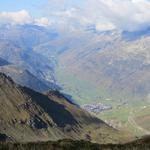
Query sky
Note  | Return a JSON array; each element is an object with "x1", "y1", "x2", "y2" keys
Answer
[
  {"x1": 0, "y1": 0, "x2": 47, "y2": 17},
  {"x1": 1, "y1": 0, "x2": 150, "y2": 31}
]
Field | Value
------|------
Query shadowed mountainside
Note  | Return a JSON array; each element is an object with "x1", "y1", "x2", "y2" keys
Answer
[
  {"x1": 0, "y1": 57, "x2": 10, "y2": 67},
  {"x1": 0, "y1": 73, "x2": 127, "y2": 144}
]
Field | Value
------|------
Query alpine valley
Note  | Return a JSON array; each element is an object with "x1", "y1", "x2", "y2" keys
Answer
[{"x1": 0, "y1": 23, "x2": 150, "y2": 149}]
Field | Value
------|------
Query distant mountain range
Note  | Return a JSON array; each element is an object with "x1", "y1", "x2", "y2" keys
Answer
[
  {"x1": 0, "y1": 24, "x2": 149, "y2": 141},
  {"x1": 0, "y1": 57, "x2": 10, "y2": 66},
  {"x1": 1, "y1": 0, "x2": 150, "y2": 148},
  {"x1": 54, "y1": 29, "x2": 150, "y2": 104},
  {"x1": 0, "y1": 25, "x2": 60, "y2": 92},
  {"x1": 1, "y1": 24, "x2": 150, "y2": 103},
  {"x1": 0, "y1": 57, "x2": 57, "y2": 92}
]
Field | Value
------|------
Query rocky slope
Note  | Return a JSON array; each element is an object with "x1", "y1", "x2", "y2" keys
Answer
[
  {"x1": 0, "y1": 73, "x2": 126, "y2": 144},
  {"x1": 0, "y1": 57, "x2": 54, "y2": 92},
  {"x1": 0, "y1": 65, "x2": 52, "y2": 92}
]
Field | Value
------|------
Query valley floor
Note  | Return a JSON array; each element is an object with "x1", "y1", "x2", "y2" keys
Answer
[
  {"x1": 56, "y1": 66, "x2": 150, "y2": 138},
  {"x1": 98, "y1": 102, "x2": 150, "y2": 137}
]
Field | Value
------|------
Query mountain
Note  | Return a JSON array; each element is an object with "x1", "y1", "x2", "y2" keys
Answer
[
  {"x1": 55, "y1": 30, "x2": 150, "y2": 104},
  {"x1": 0, "y1": 25, "x2": 58, "y2": 85},
  {"x1": 1, "y1": 24, "x2": 150, "y2": 104},
  {"x1": 0, "y1": 57, "x2": 10, "y2": 66},
  {"x1": 0, "y1": 57, "x2": 54, "y2": 93},
  {"x1": 0, "y1": 55, "x2": 57, "y2": 93},
  {"x1": 0, "y1": 73, "x2": 127, "y2": 144},
  {"x1": 0, "y1": 24, "x2": 149, "y2": 137},
  {"x1": 38, "y1": 29, "x2": 150, "y2": 136},
  {"x1": 0, "y1": 65, "x2": 52, "y2": 92},
  {"x1": 0, "y1": 24, "x2": 58, "y2": 49}
]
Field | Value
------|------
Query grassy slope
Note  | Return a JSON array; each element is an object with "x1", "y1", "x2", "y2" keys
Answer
[
  {"x1": 0, "y1": 73, "x2": 127, "y2": 144},
  {"x1": 99, "y1": 101, "x2": 150, "y2": 137},
  {"x1": 134, "y1": 106, "x2": 150, "y2": 132},
  {"x1": 55, "y1": 67, "x2": 109, "y2": 105}
]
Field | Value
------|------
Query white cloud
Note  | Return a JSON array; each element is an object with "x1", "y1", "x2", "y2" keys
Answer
[
  {"x1": 2, "y1": 1, "x2": 150, "y2": 31},
  {"x1": 85, "y1": 0, "x2": 150, "y2": 31},
  {"x1": 0, "y1": 10, "x2": 51, "y2": 27},
  {"x1": 88, "y1": 0, "x2": 150, "y2": 31},
  {"x1": 0, "y1": 10, "x2": 32, "y2": 25},
  {"x1": 95, "y1": 23, "x2": 115, "y2": 31},
  {"x1": 50, "y1": 0, "x2": 150, "y2": 31},
  {"x1": 34, "y1": 17, "x2": 51, "y2": 27}
]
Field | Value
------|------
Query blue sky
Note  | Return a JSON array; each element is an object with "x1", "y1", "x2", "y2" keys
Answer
[
  {"x1": 0, "y1": 0, "x2": 83, "y2": 17},
  {"x1": 0, "y1": 0, "x2": 48, "y2": 17}
]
